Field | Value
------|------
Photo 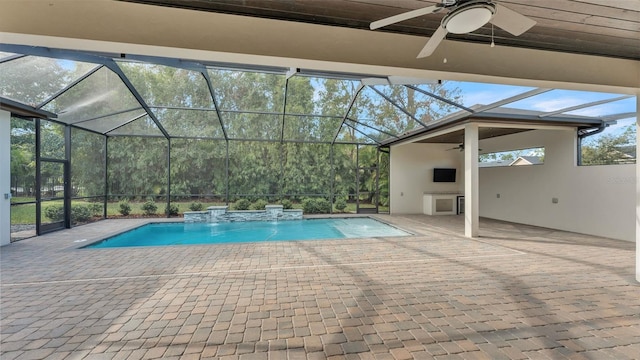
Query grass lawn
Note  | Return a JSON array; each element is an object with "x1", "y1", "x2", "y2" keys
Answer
[{"x1": 10, "y1": 203, "x2": 38, "y2": 226}]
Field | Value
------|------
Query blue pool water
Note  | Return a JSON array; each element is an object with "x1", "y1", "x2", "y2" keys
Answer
[{"x1": 84, "y1": 218, "x2": 410, "y2": 248}]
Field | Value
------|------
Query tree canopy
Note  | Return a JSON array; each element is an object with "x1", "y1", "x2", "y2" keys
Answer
[
  {"x1": 6, "y1": 60, "x2": 465, "y2": 208},
  {"x1": 581, "y1": 125, "x2": 636, "y2": 165}
]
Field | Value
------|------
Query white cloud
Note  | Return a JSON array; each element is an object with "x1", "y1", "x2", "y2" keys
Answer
[
  {"x1": 463, "y1": 89, "x2": 530, "y2": 106},
  {"x1": 527, "y1": 97, "x2": 584, "y2": 112},
  {"x1": 568, "y1": 106, "x2": 614, "y2": 117},
  {"x1": 463, "y1": 91, "x2": 501, "y2": 106}
]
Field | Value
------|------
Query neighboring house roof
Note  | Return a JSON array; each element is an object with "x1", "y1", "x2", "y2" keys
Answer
[
  {"x1": 479, "y1": 156, "x2": 543, "y2": 168},
  {"x1": 479, "y1": 160, "x2": 511, "y2": 168},
  {"x1": 615, "y1": 145, "x2": 636, "y2": 158},
  {"x1": 510, "y1": 156, "x2": 544, "y2": 166}
]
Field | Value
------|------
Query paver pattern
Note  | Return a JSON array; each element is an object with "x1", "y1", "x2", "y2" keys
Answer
[{"x1": 1, "y1": 215, "x2": 639, "y2": 359}]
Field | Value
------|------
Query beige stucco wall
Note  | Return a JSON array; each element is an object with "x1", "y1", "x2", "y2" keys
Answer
[
  {"x1": 390, "y1": 129, "x2": 634, "y2": 242},
  {"x1": 479, "y1": 129, "x2": 634, "y2": 242},
  {"x1": 390, "y1": 143, "x2": 464, "y2": 214}
]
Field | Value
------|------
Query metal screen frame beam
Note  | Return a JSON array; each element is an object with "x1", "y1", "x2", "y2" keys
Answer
[
  {"x1": 333, "y1": 83, "x2": 365, "y2": 144},
  {"x1": 70, "y1": 107, "x2": 145, "y2": 126},
  {"x1": 602, "y1": 112, "x2": 637, "y2": 121},
  {"x1": 104, "y1": 60, "x2": 170, "y2": 140},
  {"x1": 347, "y1": 117, "x2": 399, "y2": 139},
  {"x1": 343, "y1": 122, "x2": 382, "y2": 145},
  {"x1": 405, "y1": 85, "x2": 475, "y2": 113},
  {"x1": 281, "y1": 78, "x2": 290, "y2": 143},
  {"x1": 225, "y1": 141, "x2": 230, "y2": 205},
  {"x1": 36, "y1": 64, "x2": 104, "y2": 109},
  {"x1": 69, "y1": 123, "x2": 114, "y2": 137},
  {"x1": 0, "y1": 54, "x2": 26, "y2": 64},
  {"x1": 104, "y1": 136, "x2": 109, "y2": 219},
  {"x1": 201, "y1": 70, "x2": 228, "y2": 141},
  {"x1": 472, "y1": 88, "x2": 552, "y2": 114},
  {"x1": 103, "y1": 113, "x2": 148, "y2": 135},
  {"x1": 167, "y1": 138, "x2": 171, "y2": 218},
  {"x1": 64, "y1": 125, "x2": 72, "y2": 229},
  {"x1": 539, "y1": 95, "x2": 634, "y2": 118},
  {"x1": 329, "y1": 145, "x2": 334, "y2": 214},
  {"x1": 368, "y1": 86, "x2": 428, "y2": 128},
  {"x1": 34, "y1": 118, "x2": 41, "y2": 235}
]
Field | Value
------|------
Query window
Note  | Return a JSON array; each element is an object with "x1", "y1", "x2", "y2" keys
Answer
[
  {"x1": 580, "y1": 118, "x2": 636, "y2": 166},
  {"x1": 479, "y1": 147, "x2": 544, "y2": 168}
]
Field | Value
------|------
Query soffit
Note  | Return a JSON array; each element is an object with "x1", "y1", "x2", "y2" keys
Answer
[
  {"x1": 415, "y1": 128, "x2": 531, "y2": 144},
  {"x1": 121, "y1": 0, "x2": 640, "y2": 60},
  {"x1": 0, "y1": 1, "x2": 638, "y2": 91}
]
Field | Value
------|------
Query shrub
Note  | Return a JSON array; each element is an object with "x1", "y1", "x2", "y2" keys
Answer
[
  {"x1": 302, "y1": 198, "x2": 331, "y2": 214},
  {"x1": 118, "y1": 200, "x2": 131, "y2": 216},
  {"x1": 334, "y1": 198, "x2": 347, "y2": 212},
  {"x1": 302, "y1": 198, "x2": 316, "y2": 214},
  {"x1": 165, "y1": 203, "x2": 180, "y2": 216},
  {"x1": 71, "y1": 205, "x2": 91, "y2": 224},
  {"x1": 281, "y1": 199, "x2": 293, "y2": 210},
  {"x1": 44, "y1": 205, "x2": 64, "y2": 222},
  {"x1": 44, "y1": 204, "x2": 92, "y2": 224},
  {"x1": 251, "y1": 199, "x2": 268, "y2": 210},
  {"x1": 234, "y1": 199, "x2": 251, "y2": 210},
  {"x1": 189, "y1": 201, "x2": 204, "y2": 211},
  {"x1": 316, "y1": 198, "x2": 331, "y2": 213},
  {"x1": 88, "y1": 202, "x2": 103, "y2": 216},
  {"x1": 141, "y1": 200, "x2": 158, "y2": 215}
]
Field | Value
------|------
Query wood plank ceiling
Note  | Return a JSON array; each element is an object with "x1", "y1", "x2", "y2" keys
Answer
[{"x1": 120, "y1": 0, "x2": 640, "y2": 60}]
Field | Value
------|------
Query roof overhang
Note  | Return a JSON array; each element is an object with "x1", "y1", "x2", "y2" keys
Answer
[
  {"x1": 0, "y1": 97, "x2": 57, "y2": 119},
  {"x1": 380, "y1": 110, "x2": 602, "y2": 147}
]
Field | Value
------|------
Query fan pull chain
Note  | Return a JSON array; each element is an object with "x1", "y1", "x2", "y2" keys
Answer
[
  {"x1": 491, "y1": 23, "x2": 495, "y2": 48},
  {"x1": 443, "y1": 33, "x2": 448, "y2": 63}
]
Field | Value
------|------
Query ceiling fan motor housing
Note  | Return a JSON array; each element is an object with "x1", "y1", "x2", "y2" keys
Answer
[{"x1": 442, "y1": 1, "x2": 496, "y2": 34}]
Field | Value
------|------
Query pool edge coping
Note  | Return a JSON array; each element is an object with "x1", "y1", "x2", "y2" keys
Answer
[{"x1": 77, "y1": 215, "x2": 415, "y2": 250}]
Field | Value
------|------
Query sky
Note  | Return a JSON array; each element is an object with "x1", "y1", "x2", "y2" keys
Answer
[{"x1": 450, "y1": 80, "x2": 637, "y2": 135}]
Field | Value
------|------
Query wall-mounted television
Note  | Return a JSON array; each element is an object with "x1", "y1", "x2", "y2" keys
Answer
[{"x1": 433, "y1": 168, "x2": 456, "y2": 182}]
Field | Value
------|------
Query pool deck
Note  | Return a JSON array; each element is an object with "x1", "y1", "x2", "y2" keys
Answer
[{"x1": 1, "y1": 215, "x2": 639, "y2": 359}]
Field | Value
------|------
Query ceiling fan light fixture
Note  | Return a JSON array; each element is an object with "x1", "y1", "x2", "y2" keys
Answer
[{"x1": 443, "y1": 2, "x2": 495, "y2": 34}]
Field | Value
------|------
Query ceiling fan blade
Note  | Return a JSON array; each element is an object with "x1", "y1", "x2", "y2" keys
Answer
[
  {"x1": 370, "y1": 5, "x2": 440, "y2": 30},
  {"x1": 489, "y1": 4, "x2": 536, "y2": 36},
  {"x1": 417, "y1": 26, "x2": 448, "y2": 58}
]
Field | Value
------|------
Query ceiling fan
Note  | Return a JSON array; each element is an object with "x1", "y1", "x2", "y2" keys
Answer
[
  {"x1": 370, "y1": 0, "x2": 537, "y2": 58},
  {"x1": 447, "y1": 143, "x2": 482, "y2": 152}
]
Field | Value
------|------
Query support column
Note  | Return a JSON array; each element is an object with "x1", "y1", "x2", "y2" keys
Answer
[
  {"x1": 1, "y1": 110, "x2": 11, "y2": 246},
  {"x1": 64, "y1": 125, "x2": 71, "y2": 229},
  {"x1": 636, "y1": 91, "x2": 639, "y2": 282},
  {"x1": 464, "y1": 123, "x2": 479, "y2": 238}
]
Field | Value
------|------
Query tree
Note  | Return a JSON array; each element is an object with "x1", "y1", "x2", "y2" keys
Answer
[
  {"x1": 71, "y1": 128, "x2": 105, "y2": 197},
  {"x1": 0, "y1": 57, "x2": 86, "y2": 106},
  {"x1": 581, "y1": 125, "x2": 636, "y2": 165},
  {"x1": 347, "y1": 83, "x2": 463, "y2": 140}
]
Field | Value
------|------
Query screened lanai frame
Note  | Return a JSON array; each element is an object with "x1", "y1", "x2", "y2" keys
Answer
[{"x1": 2, "y1": 44, "x2": 636, "y2": 235}]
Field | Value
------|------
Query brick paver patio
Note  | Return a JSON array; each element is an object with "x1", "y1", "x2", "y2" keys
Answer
[{"x1": 1, "y1": 215, "x2": 639, "y2": 359}]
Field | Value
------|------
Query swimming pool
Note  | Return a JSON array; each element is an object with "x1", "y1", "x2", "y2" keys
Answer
[{"x1": 84, "y1": 217, "x2": 410, "y2": 248}]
